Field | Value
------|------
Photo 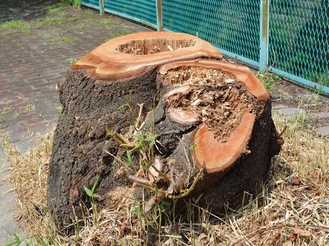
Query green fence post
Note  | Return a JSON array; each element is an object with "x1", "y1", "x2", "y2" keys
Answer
[
  {"x1": 99, "y1": 0, "x2": 104, "y2": 15},
  {"x1": 259, "y1": 0, "x2": 269, "y2": 72},
  {"x1": 156, "y1": 0, "x2": 163, "y2": 31}
]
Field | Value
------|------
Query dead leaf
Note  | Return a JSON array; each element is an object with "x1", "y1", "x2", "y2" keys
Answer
[
  {"x1": 289, "y1": 176, "x2": 302, "y2": 186},
  {"x1": 289, "y1": 232, "x2": 297, "y2": 241},
  {"x1": 282, "y1": 240, "x2": 293, "y2": 246},
  {"x1": 292, "y1": 227, "x2": 311, "y2": 237}
]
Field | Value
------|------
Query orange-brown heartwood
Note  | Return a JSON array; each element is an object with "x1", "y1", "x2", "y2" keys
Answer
[{"x1": 47, "y1": 32, "x2": 281, "y2": 233}]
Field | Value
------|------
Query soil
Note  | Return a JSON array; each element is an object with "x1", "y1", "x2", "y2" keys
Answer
[
  {"x1": 271, "y1": 79, "x2": 329, "y2": 133},
  {"x1": 0, "y1": 0, "x2": 57, "y2": 23},
  {"x1": 272, "y1": 80, "x2": 329, "y2": 109}
]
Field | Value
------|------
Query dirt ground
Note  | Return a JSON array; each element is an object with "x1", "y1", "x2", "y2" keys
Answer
[
  {"x1": 0, "y1": 0, "x2": 58, "y2": 23},
  {"x1": 272, "y1": 79, "x2": 329, "y2": 131}
]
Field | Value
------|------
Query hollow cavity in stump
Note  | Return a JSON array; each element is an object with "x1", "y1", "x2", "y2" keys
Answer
[
  {"x1": 117, "y1": 39, "x2": 196, "y2": 55},
  {"x1": 159, "y1": 66, "x2": 257, "y2": 141}
]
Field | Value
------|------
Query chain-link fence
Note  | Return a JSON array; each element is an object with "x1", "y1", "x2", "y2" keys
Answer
[
  {"x1": 269, "y1": 0, "x2": 328, "y2": 89},
  {"x1": 162, "y1": 0, "x2": 260, "y2": 65},
  {"x1": 80, "y1": 0, "x2": 329, "y2": 94}
]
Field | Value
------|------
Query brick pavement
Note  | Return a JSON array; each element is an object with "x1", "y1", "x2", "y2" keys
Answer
[
  {"x1": 0, "y1": 2, "x2": 150, "y2": 152},
  {"x1": 0, "y1": 2, "x2": 150, "y2": 243}
]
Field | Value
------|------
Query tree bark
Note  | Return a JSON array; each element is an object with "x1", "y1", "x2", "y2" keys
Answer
[{"x1": 47, "y1": 32, "x2": 281, "y2": 233}]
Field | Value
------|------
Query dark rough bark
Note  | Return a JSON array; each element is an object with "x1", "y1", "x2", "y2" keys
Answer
[{"x1": 47, "y1": 68, "x2": 158, "y2": 231}]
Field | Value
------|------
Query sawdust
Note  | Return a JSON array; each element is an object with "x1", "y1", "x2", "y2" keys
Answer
[
  {"x1": 117, "y1": 39, "x2": 196, "y2": 55},
  {"x1": 161, "y1": 66, "x2": 257, "y2": 140}
]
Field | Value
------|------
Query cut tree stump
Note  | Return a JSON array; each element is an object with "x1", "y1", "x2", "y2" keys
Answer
[{"x1": 47, "y1": 32, "x2": 281, "y2": 232}]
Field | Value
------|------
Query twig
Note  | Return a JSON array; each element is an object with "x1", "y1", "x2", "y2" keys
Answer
[
  {"x1": 232, "y1": 224, "x2": 283, "y2": 245},
  {"x1": 105, "y1": 127, "x2": 134, "y2": 149},
  {"x1": 116, "y1": 167, "x2": 167, "y2": 195},
  {"x1": 278, "y1": 125, "x2": 287, "y2": 138},
  {"x1": 104, "y1": 149, "x2": 127, "y2": 166},
  {"x1": 168, "y1": 168, "x2": 204, "y2": 199},
  {"x1": 134, "y1": 103, "x2": 144, "y2": 131}
]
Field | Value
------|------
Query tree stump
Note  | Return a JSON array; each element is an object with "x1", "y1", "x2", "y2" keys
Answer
[{"x1": 47, "y1": 32, "x2": 281, "y2": 232}]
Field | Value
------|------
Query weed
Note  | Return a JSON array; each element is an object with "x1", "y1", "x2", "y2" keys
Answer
[
  {"x1": 1, "y1": 104, "x2": 10, "y2": 114},
  {"x1": 33, "y1": 14, "x2": 77, "y2": 29},
  {"x1": 5, "y1": 233, "x2": 30, "y2": 246},
  {"x1": 256, "y1": 72, "x2": 280, "y2": 91},
  {"x1": 294, "y1": 110, "x2": 307, "y2": 126},
  {"x1": 13, "y1": 111, "x2": 20, "y2": 119},
  {"x1": 318, "y1": 72, "x2": 329, "y2": 87},
  {"x1": 73, "y1": 0, "x2": 81, "y2": 10},
  {"x1": 85, "y1": 9, "x2": 95, "y2": 17},
  {"x1": 43, "y1": 37, "x2": 74, "y2": 45},
  {"x1": 24, "y1": 104, "x2": 35, "y2": 113},
  {"x1": 100, "y1": 19, "x2": 111, "y2": 25},
  {"x1": 59, "y1": 0, "x2": 74, "y2": 4},
  {"x1": 58, "y1": 11, "x2": 67, "y2": 18},
  {"x1": 47, "y1": 5, "x2": 65, "y2": 14},
  {"x1": 79, "y1": 23, "x2": 85, "y2": 29},
  {"x1": 61, "y1": 37, "x2": 74, "y2": 43},
  {"x1": 66, "y1": 15, "x2": 79, "y2": 22},
  {"x1": 8, "y1": 8, "x2": 19, "y2": 14},
  {"x1": 42, "y1": 41, "x2": 51, "y2": 46},
  {"x1": 111, "y1": 30, "x2": 129, "y2": 38},
  {"x1": 84, "y1": 176, "x2": 101, "y2": 200},
  {"x1": 59, "y1": 0, "x2": 81, "y2": 9},
  {"x1": 67, "y1": 57, "x2": 78, "y2": 65},
  {"x1": 83, "y1": 176, "x2": 101, "y2": 228},
  {"x1": 0, "y1": 104, "x2": 9, "y2": 121},
  {"x1": 41, "y1": 34, "x2": 52, "y2": 39},
  {"x1": 55, "y1": 105, "x2": 63, "y2": 116},
  {"x1": 297, "y1": 87, "x2": 323, "y2": 109},
  {"x1": 0, "y1": 20, "x2": 30, "y2": 32},
  {"x1": 190, "y1": 143, "x2": 197, "y2": 151},
  {"x1": 38, "y1": 17, "x2": 63, "y2": 25}
]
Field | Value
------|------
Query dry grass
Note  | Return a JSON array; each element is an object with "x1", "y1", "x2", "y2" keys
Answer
[
  {"x1": 0, "y1": 131, "x2": 63, "y2": 244},
  {"x1": 1, "y1": 111, "x2": 329, "y2": 245}
]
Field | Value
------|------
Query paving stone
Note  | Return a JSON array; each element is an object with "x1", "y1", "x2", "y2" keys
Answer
[
  {"x1": 316, "y1": 126, "x2": 329, "y2": 137},
  {"x1": 272, "y1": 104, "x2": 288, "y2": 110},
  {"x1": 0, "y1": 139, "x2": 24, "y2": 245},
  {"x1": 276, "y1": 107, "x2": 306, "y2": 116},
  {"x1": 310, "y1": 112, "x2": 329, "y2": 118}
]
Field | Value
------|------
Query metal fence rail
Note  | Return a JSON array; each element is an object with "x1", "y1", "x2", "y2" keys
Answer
[{"x1": 80, "y1": 0, "x2": 329, "y2": 94}]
